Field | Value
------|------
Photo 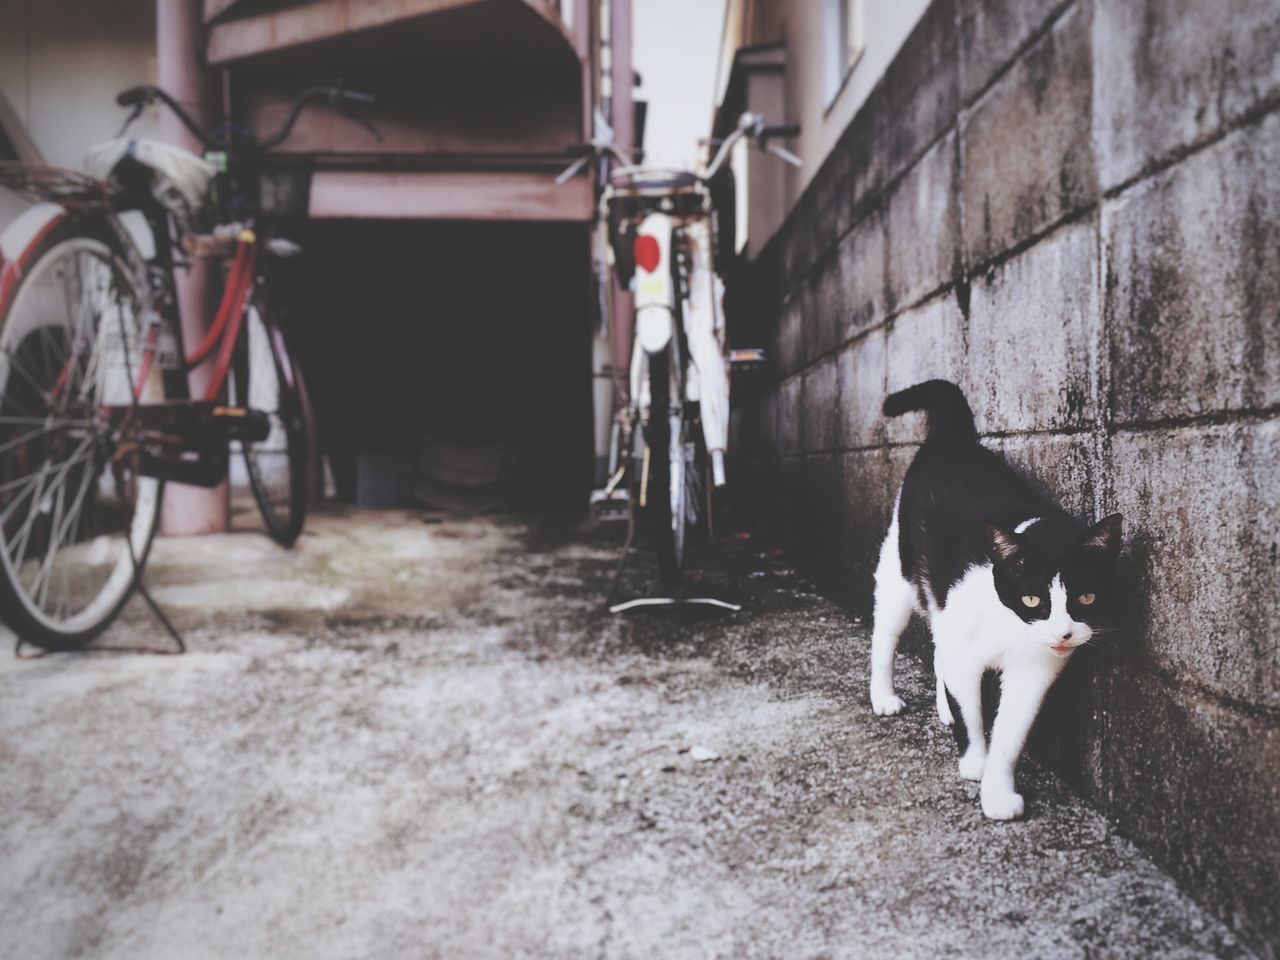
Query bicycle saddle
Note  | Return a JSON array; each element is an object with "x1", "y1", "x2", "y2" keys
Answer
[{"x1": 608, "y1": 167, "x2": 700, "y2": 194}]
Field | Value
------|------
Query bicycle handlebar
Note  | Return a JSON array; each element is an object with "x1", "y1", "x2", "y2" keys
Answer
[
  {"x1": 115, "y1": 82, "x2": 378, "y2": 151},
  {"x1": 116, "y1": 85, "x2": 217, "y2": 148},
  {"x1": 116, "y1": 86, "x2": 151, "y2": 108},
  {"x1": 760, "y1": 122, "x2": 800, "y2": 140},
  {"x1": 703, "y1": 112, "x2": 801, "y2": 180}
]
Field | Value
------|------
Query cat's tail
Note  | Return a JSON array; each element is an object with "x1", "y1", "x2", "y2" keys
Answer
[{"x1": 882, "y1": 380, "x2": 977, "y2": 440}]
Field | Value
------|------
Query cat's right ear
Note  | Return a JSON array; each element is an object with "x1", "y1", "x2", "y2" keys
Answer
[
  {"x1": 986, "y1": 525, "x2": 1022, "y2": 564},
  {"x1": 1084, "y1": 513, "x2": 1124, "y2": 555}
]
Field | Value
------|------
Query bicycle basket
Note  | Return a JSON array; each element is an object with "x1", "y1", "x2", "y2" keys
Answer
[{"x1": 258, "y1": 168, "x2": 312, "y2": 221}]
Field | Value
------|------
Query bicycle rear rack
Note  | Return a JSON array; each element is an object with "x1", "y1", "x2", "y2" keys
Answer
[{"x1": 0, "y1": 161, "x2": 117, "y2": 211}]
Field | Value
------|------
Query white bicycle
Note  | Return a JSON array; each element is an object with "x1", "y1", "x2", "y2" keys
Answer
[{"x1": 560, "y1": 113, "x2": 801, "y2": 588}]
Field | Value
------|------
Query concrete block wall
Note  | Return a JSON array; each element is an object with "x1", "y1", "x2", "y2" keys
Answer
[{"x1": 726, "y1": 0, "x2": 1280, "y2": 953}]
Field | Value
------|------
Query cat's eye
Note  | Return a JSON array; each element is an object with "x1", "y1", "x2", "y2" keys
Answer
[
  {"x1": 1021, "y1": 595, "x2": 1041, "y2": 608},
  {"x1": 1078, "y1": 593, "x2": 1096, "y2": 605}
]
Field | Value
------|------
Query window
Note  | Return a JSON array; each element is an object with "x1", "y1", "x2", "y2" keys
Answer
[{"x1": 824, "y1": 0, "x2": 865, "y2": 107}]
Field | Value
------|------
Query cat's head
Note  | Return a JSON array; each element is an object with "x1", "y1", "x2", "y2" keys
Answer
[{"x1": 985, "y1": 514, "x2": 1123, "y2": 657}]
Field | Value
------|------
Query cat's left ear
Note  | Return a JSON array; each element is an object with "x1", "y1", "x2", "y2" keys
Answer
[{"x1": 1084, "y1": 513, "x2": 1123, "y2": 555}]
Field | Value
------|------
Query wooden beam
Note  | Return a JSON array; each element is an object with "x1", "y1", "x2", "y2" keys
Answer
[{"x1": 308, "y1": 170, "x2": 595, "y2": 221}]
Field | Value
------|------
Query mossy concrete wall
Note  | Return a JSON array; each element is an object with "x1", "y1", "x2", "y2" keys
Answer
[{"x1": 726, "y1": 0, "x2": 1280, "y2": 953}]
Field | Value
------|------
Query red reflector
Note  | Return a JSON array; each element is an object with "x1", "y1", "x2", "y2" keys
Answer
[{"x1": 634, "y1": 234, "x2": 661, "y2": 273}]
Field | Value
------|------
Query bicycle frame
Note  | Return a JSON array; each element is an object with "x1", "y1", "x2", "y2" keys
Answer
[{"x1": 621, "y1": 198, "x2": 729, "y2": 488}]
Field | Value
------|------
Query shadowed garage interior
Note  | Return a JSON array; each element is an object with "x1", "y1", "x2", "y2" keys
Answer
[{"x1": 290, "y1": 219, "x2": 596, "y2": 509}]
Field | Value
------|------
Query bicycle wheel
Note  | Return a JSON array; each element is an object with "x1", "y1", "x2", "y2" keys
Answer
[
  {"x1": 230, "y1": 291, "x2": 307, "y2": 546},
  {"x1": 645, "y1": 337, "x2": 691, "y2": 588},
  {"x1": 0, "y1": 220, "x2": 166, "y2": 648}
]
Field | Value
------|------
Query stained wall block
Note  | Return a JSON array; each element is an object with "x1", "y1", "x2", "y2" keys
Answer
[
  {"x1": 774, "y1": 294, "x2": 805, "y2": 379},
  {"x1": 884, "y1": 130, "x2": 960, "y2": 312},
  {"x1": 731, "y1": 391, "x2": 776, "y2": 463},
  {"x1": 805, "y1": 245, "x2": 849, "y2": 362},
  {"x1": 884, "y1": 295, "x2": 968, "y2": 444},
  {"x1": 1105, "y1": 111, "x2": 1280, "y2": 424},
  {"x1": 1092, "y1": 0, "x2": 1280, "y2": 190},
  {"x1": 838, "y1": 83, "x2": 892, "y2": 220},
  {"x1": 957, "y1": 0, "x2": 1069, "y2": 104},
  {"x1": 777, "y1": 375, "x2": 803, "y2": 457},
  {"x1": 986, "y1": 433, "x2": 1096, "y2": 519},
  {"x1": 836, "y1": 329, "x2": 887, "y2": 451},
  {"x1": 883, "y1": 0, "x2": 960, "y2": 181},
  {"x1": 806, "y1": 152, "x2": 850, "y2": 266},
  {"x1": 789, "y1": 190, "x2": 819, "y2": 286},
  {"x1": 836, "y1": 207, "x2": 888, "y2": 344},
  {"x1": 1099, "y1": 668, "x2": 1280, "y2": 955},
  {"x1": 960, "y1": 2, "x2": 1097, "y2": 265},
  {"x1": 838, "y1": 448, "x2": 895, "y2": 607},
  {"x1": 753, "y1": 389, "x2": 777, "y2": 460},
  {"x1": 966, "y1": 218, "x2": 1099, "y2": 433},
  {"x1": 777, "y1": 456, "x2": 807, "y2": 551},
  {"x1": 1109, "y1": 420, "x2": 1280, "y2": 707},
  {"x1": 801, "y1": 356, "x2": 840, "y2": 453}
]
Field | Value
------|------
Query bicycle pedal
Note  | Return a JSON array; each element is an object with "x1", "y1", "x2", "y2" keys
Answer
[
  {"x1": 590, "y1": 487, "x2": 631, "y2": 524},
  {"x1": 728, "y1": 348, "x2": 766, "y2": 371}
]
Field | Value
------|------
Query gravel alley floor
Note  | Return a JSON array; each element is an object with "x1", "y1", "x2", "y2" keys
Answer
[{"x1": 0, "y1": 506, "x2": 1255, "y2": 959}]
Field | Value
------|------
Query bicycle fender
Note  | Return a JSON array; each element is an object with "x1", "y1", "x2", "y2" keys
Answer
[
  {"x1": 632, "y1": 212, "x2": 675, "y2": 355},
  {"x1": 0, "y1": 202, "x2": 66, "y2": 314},
  {"x1": 636, "y1": 304, "x2": 673, "y2": 354}
]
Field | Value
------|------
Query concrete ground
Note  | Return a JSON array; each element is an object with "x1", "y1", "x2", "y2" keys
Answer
[{"x1": 0, "y1": 505, "x2": 1254, "y2": 959}]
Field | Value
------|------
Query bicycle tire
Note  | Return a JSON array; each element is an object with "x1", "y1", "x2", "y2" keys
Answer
[
  {"x1": 0, "y1": 216, "x2": 167, "y2": 648},
  {"x1": 646, "y1": 337, "x2": 689, "y2": 588},
  {"x1": 230, "y1": 289, "x2": 307, "y2": 546}
]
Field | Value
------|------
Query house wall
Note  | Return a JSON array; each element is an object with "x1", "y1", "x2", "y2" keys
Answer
[
  {"x1": 0, "y1": 0, "x2": 159, "y2": 229},
  {"x1": 0, "y1": 0, "x2": 158, "y2": 170},
  {"x1": 727, "y1": 0, "x2": 1280, "y2": 954},
  {"x1": 717, "y1": 0, "x2": 931, "y2": 204}
]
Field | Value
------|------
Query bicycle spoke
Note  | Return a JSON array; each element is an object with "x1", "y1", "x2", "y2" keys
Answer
[
  {"x1": 31, "y1": 460, "x2": 95, "y2": 610},
  {"x1": 0, "y1": 423, "x2": 60, "y2": 458},
  {"x1": 30, "y1": 472, "x2": 69, "y2": 604},
  {"x1": 0, "y1": 415, "x2": 61, "y2": 426},
  {"x1": 8, "y1": 433, "x2": 95, "y2": 572}
]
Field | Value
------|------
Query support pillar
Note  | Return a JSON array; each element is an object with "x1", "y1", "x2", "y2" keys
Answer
[
  {"x1": 157, "y1": 0, "x2": 229, "y2": 534},
  {"x1": 609, "y1": 0, "x2": 635, "y2": 411}
]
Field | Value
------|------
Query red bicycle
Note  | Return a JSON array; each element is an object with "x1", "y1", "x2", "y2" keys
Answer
[{"x1": 0, "y1": 82, "x2": 372, "y2": 648}]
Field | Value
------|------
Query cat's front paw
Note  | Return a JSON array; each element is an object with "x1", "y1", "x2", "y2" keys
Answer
[
  {"x1": 870, "y1": 689, "x2": 906, "y2": 716},
  {"x1": 981, "y1": 789, "x2": 1025, "y2": 821},
  {"x1": 957, "y1": 749, "x2": 986, "y2": 781}
]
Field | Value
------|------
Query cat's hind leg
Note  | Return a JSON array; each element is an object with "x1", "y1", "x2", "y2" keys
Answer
[{"x1": 869, "y1": 518, "x2": 914, "y2": 716}]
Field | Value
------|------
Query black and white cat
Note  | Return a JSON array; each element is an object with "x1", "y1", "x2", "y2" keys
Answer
[{"x1": 869, "y1": 380, "x2": 1122, "y2": 820}]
